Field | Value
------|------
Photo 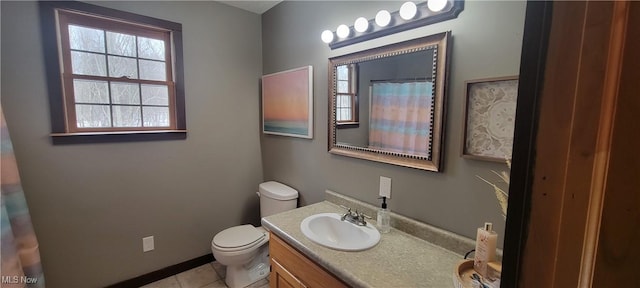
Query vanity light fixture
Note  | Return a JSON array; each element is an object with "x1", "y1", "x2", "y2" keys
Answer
[
  {"x1": 321, "y1": 30, "x2": 334, "y2": 43},
  {"x1": 375, "y1": 10, "x2": 392, "y2": 27},
  {"x1": 354, "y1": 17, "x2": 369, "y2": 33},
  {"x1": 321, "y1": 0, "x2": 464, "y2": 49},
  {"x1": 399, "y1": 2, "x2": 418, "y2": 20},
  {"x1": 336, "y1": 24, "x2": 350, "y2": 39},
  {"x1": 427, "y1": 0, "x2": 448, "y2": 12}
]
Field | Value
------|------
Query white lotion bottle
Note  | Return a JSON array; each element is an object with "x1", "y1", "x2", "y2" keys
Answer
[
  {"x1": 474, "y1": 222, "x2": 498, "y2": 278},
  {"x1": 377, "y1": 196, "x2": 390, "y2": 233}
]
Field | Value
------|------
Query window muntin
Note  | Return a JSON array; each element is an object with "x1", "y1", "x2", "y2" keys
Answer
[
  {"x1": 57, "y1": 10, "x2": 175, "y2": 132},
  {"x1": 335, "y1": 64, "x2": 358, "y2": 124}
]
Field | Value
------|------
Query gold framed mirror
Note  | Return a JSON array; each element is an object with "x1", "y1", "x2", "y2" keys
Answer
[{"x1": 328, "y1": 32, "x2": 450, "y2": 172}]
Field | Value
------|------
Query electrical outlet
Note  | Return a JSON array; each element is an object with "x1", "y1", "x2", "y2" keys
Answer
[
  {"x1": 379, "y1": 176, "x2": 391, "y2": 198},
  {"x1": 143, "y1": 236, "x2": 154, "y2": 252}
]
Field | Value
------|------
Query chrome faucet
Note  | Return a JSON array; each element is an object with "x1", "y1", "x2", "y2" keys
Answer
[{"x1": 340, "y1": 205, "x2": 372, "y2": 226}]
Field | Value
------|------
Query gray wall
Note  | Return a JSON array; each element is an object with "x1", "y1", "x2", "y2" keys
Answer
[
  {"x1": 262, "y1": 1, "x2": 525, "y2": 247},
  {"x1": 1, "y1": 1, "x2": 263, "y2": 287}
]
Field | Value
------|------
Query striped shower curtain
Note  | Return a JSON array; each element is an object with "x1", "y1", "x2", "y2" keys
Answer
[
  {"x1": 1, "y1": 107, "x2": 45, "y2": 287},
  {"x1": 369, "y1": 81, "x2": 433, "y2": 157}
]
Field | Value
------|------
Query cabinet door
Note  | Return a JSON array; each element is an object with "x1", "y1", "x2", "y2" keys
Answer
[
  {"x1": 271, "y1": 258, "x2": 307, "y2": 288},
  {"x1": 269, "y1": 232, "x2": 349, "y2": 288}
]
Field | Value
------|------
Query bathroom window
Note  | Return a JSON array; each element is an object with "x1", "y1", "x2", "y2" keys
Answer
[
  {"x1": 336, "y1": 64, "x2": 359, "y2": 127},
  {"x1": 40, "y1": 1, "x2": 186, "y2": 143}
]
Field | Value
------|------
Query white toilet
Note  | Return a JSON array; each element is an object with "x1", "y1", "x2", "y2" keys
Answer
[{"x1": 211, "y1": 181, "x2": 298, "y2": 288}]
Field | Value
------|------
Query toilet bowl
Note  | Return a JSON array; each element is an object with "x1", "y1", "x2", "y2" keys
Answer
[
  {"x1": 211, "y1": 181, "x2": 298, "y2": 288},
  {"x1": 211, "y1": 225, "x2": 270, "y2": 288}
]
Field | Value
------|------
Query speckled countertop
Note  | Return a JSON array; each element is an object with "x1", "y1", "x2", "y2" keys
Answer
[{"x1": 261, "y1": 200, "x2": 464, "y2": 288}]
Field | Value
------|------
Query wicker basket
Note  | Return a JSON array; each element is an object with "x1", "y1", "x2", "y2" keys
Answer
[
  {"x1": 452, "y1": 260, "x2": 475, "y2": 288},
  {"x1": 453, "y1": 260, "x2": 502, "y2": 288}
]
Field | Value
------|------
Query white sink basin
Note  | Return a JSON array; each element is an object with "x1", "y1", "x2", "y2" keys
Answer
[{"x1": 300, "y1": 213, "x2": 381, "y2": 251}]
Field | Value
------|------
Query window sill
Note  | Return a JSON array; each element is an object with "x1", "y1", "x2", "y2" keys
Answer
[
  {"x1": 336, "y1": 122, "x2": 360, "y2": 129},
  {"x1": 51, "y1": 130, "x2": 187, "y2": 144}
]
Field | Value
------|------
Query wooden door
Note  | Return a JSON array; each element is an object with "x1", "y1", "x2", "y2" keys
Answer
[
  {"x1": 520, "y1": 1, "x2": 639, "y2": 287},
  {"x1": 591, "y1": 1, "x2": 640, "y2": 286}
]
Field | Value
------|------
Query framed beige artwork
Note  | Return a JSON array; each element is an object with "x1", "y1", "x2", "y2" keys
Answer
[{"x1": 462, "y1": 76, "x2": 519, "y2": 162}]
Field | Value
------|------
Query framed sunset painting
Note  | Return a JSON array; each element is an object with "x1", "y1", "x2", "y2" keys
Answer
[{"x1": 261, "y1": 66, "x2": 313, "y2": 139}]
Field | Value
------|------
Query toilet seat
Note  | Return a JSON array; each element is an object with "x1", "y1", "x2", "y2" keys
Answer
[{"x1": 212, "y1": 225, "x2": 267, "y2": 252}]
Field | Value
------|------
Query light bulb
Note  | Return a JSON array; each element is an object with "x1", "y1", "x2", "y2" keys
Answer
[
  {"x1": 336, "y1": 24, "x2": 350, "y2": 39},
  {"x1": 399, "y1": 2, "x2": 417, "y2": 20},
  {"x1": 354, "y1": 17, "x2": 369, "y2": 33},
  {"x1": 375, "y1": 10, "x2": 391, "y2": 27},
  {"x1": 321, "y1": 30, "x2": 334, "y2": 43},
  {"x1": 427, "y1": 0, "x2": 448, "y2": 12}
]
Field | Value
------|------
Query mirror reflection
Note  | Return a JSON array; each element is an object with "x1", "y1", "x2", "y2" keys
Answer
[
  {"x1": 335, "y1": 49, "x2": 434, "y2": 157},
  {"x1": 329, "y1": 32, "x2": 449, "y2": 171}
]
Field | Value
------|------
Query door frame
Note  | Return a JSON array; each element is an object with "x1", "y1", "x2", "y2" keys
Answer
[{"x1": 501, "y1": 1, "x2": 553, "y2": 286}]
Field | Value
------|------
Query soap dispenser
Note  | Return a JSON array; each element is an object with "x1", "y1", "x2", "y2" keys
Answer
[{"x1": 377, "y1": 197, "x2": 390, "y2": 233}]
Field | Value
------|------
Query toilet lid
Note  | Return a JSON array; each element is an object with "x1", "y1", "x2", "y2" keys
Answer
[{"x1": 213, "y1": 225, "x2": 266, "y2": 249}]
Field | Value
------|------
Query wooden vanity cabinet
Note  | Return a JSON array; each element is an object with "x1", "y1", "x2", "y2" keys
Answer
[{"x1": 269, "y1": 232, "x2": 349, "y2": 288}]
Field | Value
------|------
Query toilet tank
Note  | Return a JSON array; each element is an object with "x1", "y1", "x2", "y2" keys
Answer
[{"x1": 259, "y1": 181, "x2": 298, "y2": 218}]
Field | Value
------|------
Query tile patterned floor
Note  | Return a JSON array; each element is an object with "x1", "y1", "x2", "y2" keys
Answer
[{"x1": 140, "y1": 261, "x2": 269, "y2": 288}]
